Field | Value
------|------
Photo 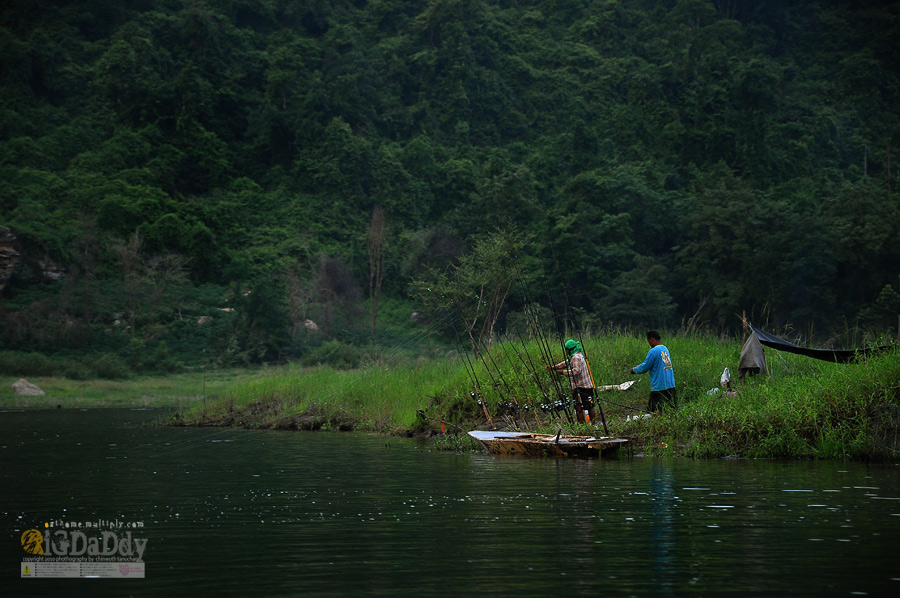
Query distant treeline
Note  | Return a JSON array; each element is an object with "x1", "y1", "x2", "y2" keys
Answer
[{"x1": 1, "y1": 0, "x2": 898, "y2": 368}]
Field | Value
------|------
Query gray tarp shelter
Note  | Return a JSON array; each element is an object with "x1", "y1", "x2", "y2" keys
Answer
[
  {"x1": 749, "y1": 326, "x2": 888, "y2": 364},
  {"x1": 738, "y1": 330, "x2": 767, "y2": 379}
]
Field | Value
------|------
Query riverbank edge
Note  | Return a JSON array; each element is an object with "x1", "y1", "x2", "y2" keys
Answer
[
  {"x1": 164, "y1": 393, "x2": 900, "y2": 462},
  {"x1": 7, "y1": 338, "x2": 899, "y2": 461},
  {"x1": 8, "y1": 389, "x2": 898, "y2": 461}
]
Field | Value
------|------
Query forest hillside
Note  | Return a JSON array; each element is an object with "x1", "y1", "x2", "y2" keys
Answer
[{"x1": 1, "y1": 0, "x2": 898, "y2": 374}]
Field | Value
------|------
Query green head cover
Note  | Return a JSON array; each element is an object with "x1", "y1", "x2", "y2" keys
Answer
[{"x1": 564, "y1": 339, "x2": 582, "y2": 357}]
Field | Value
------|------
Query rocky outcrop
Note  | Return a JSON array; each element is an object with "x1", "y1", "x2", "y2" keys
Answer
[
  {"x1": 39, "y1": 257, "x2": 66, "y2": 282},
  {"x1": 12, "y1": 379, "x2": 45, "y2": 396},
  {"x1": 0, "y1": 226, "x2": 19, "y2": 292}
]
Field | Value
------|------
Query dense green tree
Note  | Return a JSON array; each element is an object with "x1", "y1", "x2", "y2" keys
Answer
[
  {"x1": 215, "y1": 275, "x2": 292, "y2": 364},
  {"x1": 598, "y1": 255, "x2": 676, "y2": 328},
  {"x1": 825, "y1": 178, "x2": 900, "y2": 310},
  {"x1": 411, "y1": 229, "x2": 528, "y2": 353},
  {"x1": 1, "y1": 0, "x2": 899, "y2": 365},
  {"x1": 674, "y1": 174, "x2": 791, "y2": 328}
]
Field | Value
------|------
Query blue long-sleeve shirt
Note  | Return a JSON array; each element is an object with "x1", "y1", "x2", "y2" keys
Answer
[{"x1": 633, "y1": 345, "x2": 675, "y2": 391}]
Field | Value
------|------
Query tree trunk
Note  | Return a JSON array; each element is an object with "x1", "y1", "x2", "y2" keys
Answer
[
  {"x1": 367, "y1": 205, "x2": 386, "y2": 341},
  {"x1": 887, "y1": 138, "x2": 892, "y2": 202}
]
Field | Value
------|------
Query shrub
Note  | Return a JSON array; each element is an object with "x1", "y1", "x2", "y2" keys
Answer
[
  {"x1": 300, "y1": 340, "x2": 360, "y2": 369},
  {"x1": 61, "y1": 359, "x2": 92, "y2": 380},
  {"x1": 91, "y1": 354, "x2": 132, "y2": 379},
  {"x1": 0, "y1": 351, "x2": 55, "y2": 376}
]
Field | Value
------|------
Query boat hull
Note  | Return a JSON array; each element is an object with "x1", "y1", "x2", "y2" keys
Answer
[{"x1": 468, "y1": 430, "x2": 628, "y2": 458}]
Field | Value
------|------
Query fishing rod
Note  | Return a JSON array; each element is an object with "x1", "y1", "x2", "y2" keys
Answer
[
  {"x1": 502, "y1": 330, "x2": 550, "y2": 426},
  {"x1": 520, "y1": 296, "x2": 572, "y2": 422},
  {"x1": 445, "y1": 279, "x2": 545, "y2": 431},
  {"x1": 540, "y1": 265, "x2": 582, "y2": 424},
  {"x1": 509, "y1": 324, "x2": 543, "y2": 387},
  {"x1": 497, "y1": 333, "x2": 543, "y2": 427},
  {"x1": 537, "y1": 320, "x2": 574, "y2": 421},
  {"x1": 456, "y1": 286, "x2": 537, "y2": 431},
  {"x1": 549, "y1": 248, "x2": 609, "y2": 435},
  {"x1": 493, "y1": 334, "x2": 526, "y2": 423},
  {"x1": 443, "y1": 303, "x2": 490, "y2": 423},
  {"x1": 512, "y1": 260, "x2": 573, "y2": 423},
  {"x1": 508, "y1": 326, "x2": 558, "y2": 423},
  {"x1": 449, "y1": 294, "x2": 520, "y2": 429},
  {"x1": 471, "y1": 326, "x2": 521, "y2": 430},
  {"x1": 449, "y1": 317, "x2": 495, "y2": 429}
]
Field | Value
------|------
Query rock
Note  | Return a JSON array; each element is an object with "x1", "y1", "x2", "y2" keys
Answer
[
  {"x1": 39, "y1": 257, "x2": 66, "y2": 281},
  {"x1": 12, "y1": 379, "x2": 45, "y2": 396},
  {"x1": 197, "y1": 316, "x2": 214, "y2": 325}
]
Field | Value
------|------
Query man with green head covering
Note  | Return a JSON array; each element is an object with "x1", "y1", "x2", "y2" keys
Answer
[{"x1": 547, "y1": 339, "x2": 596, "y2": 424}]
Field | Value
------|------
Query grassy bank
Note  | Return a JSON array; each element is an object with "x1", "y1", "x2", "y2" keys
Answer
[
  {"x1": 636, "y1": 348, "x2": 900, "y2": 460},
  {"x1": 169, "y1": 333, "x2": 900, "y2": 460},
  {"x1": 169, "y1": 358, "x2": 470, "y2": 432},
  {"x1": 0, "y1": 368, "x2": 258, "y2": 409}
]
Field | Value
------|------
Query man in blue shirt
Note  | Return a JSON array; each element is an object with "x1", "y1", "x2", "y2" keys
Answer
[{"x1": 630, "y1": 330, "x2": 677, "y2": 412}]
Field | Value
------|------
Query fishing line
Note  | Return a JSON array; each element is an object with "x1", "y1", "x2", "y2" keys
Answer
[
  {"x1": 227, "y1": 293, "x2": 470, "y2": 429},
  {"x1": 595, "y1": 396, "x2": 651, "y2": 414}
]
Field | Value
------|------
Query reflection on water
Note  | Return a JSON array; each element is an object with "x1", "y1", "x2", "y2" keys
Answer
[
  {"x1": 1, "y1": 409, "x2": 899, "y2": 596},
  {"x1": 650, "y1": 462, "x2": 675, "y2": 593}
]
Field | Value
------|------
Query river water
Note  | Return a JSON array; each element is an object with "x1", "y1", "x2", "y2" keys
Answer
[{"x1": 1, "y1": 408, "x2": 899, "y2": 597}]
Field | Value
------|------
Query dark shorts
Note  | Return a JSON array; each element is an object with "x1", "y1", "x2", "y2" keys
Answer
[
  {"x1": 648, "y1": 388, "x2": 677, "y2": 412},
  {"x1": 573, "y1": 387, "x2": 594, "y2": 409}
]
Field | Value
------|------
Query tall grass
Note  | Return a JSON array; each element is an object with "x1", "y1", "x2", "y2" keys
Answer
[
  {"x1": 179, "y1": 358, "x2": 474, "y2": 432},
  {"x1": 0, "y1": 368, "x2": 254, "y2": 408},
  {"x1": 177, "y1": 331, "x2": 900, "y2": 460},
  {"x1": 176, "y1": 330, "x2": 736, "y2": 431},
  {"x1": 627, "y1": 344, "x2": 900, "y2": 460}
]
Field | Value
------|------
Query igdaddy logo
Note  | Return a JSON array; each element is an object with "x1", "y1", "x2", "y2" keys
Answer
[
  {"x1": 20, "y1": 529, "x2": 44, "y2": 555},
  {"x1": 20, "y1": 519, "x2": 149, "y2": 578},
  {"x1": 29, "y1": 529, "x2": 148, "y2": 560}
]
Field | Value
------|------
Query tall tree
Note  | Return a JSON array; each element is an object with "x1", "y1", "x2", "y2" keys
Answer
[
  {"x1": 412, "y1": 229, "x2": 526, "y2": 353},
  {"x1": 367, "y1": 204, "x2": 386, "y2": 340},
  {"x1": 112, "y1": 231, "x2": 189, "y2": 340},
  {"x1": 315, "y1": 255, "x2": 362, "y2": 341}
]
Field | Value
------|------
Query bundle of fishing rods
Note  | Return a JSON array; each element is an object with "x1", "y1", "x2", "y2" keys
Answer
[{"x1": 444, "y1": 258, "x2": 611, "y2": 435}]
